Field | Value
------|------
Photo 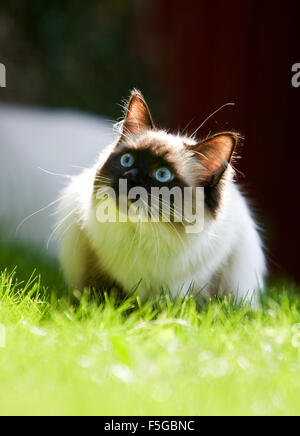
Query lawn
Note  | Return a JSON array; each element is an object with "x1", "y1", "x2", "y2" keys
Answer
[{"x1": 0, "y1": 241, "x2": 300, "y2": 416}]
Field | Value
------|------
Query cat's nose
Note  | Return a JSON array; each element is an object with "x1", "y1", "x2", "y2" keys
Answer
[{"x1": 123, "y1": 168, "x2": 139, "y2": 183}]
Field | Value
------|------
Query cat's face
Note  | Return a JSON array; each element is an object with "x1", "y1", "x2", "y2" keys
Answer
[
  {"x1": 94, "y1": 89, "x2": 240, "y2": 229},
  {"x1": 99, "y1": 131, "x2": 191, "y2": 196}
]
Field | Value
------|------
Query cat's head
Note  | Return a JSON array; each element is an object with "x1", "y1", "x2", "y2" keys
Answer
[{"x1": 94, "y1": 89, "x2": 240, "y2": 232}]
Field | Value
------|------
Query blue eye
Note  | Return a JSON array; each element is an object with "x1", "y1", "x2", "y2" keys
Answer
[
  {"x1": 154, "y1": 167, "x2": 174, "y2": 183},
  {"x1": 120, "y1": 153, "x2": 134, "y2": 167}
]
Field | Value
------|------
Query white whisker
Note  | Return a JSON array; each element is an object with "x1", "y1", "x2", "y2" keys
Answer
[
  {"x1": 16, "y1": 198, "x2": 62, "y2": 234},
  {"x1": 47, "y1": 207, "x2": 78, "y2": 249},
  {"x1": 191, "y1": 102, "x2": 235, "y2": 138},
  {"x1": 38, "y1": 167, "x2": 71, "y2": 179}
]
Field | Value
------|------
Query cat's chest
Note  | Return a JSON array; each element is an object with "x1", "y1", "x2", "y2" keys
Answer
[{"x1": 88, "y1": 218, "x2": 194, "y2": 296}]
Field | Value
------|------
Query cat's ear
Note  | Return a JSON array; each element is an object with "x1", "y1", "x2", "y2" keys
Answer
[
  {"x1": 193, "y1": 132, "x2": 240, "y2": 186},
  {"x1": 121, "y1": 89, "x2": 155, "y2": 136}
]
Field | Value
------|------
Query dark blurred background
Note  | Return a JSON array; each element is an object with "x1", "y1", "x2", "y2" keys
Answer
[{"x1": 0, "y1": 0, "x2": 299, "y2": 282}]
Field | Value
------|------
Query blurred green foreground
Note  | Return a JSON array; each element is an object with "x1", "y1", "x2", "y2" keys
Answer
[{"x1": 0, "y1": 242, "x2": 300, "y2": 416}]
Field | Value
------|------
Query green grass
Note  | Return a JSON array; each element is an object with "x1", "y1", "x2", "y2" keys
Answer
[{"x1": 0, "y1": 241, "x2": 300, "y2": 416}]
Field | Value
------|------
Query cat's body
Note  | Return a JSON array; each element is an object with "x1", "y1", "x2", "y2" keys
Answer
[
  {"x1": 57, "y1": 91, "x2": 266, "y2": 303},
  {"x1": 59, "y1": 153, "x2": 265, "y2": 302}
]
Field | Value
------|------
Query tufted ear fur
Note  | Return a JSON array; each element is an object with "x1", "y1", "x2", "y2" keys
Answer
[
  {"x1": 193, "y1": 132, "x2": 240, "y2": 186},
  {"x1": 121, "y1": 89, "x2": 155, "y2": 136}
]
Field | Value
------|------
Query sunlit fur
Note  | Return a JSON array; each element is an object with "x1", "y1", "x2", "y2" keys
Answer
[{"x1": 58, "y1": 116, "x2": 266, "y2": 304}]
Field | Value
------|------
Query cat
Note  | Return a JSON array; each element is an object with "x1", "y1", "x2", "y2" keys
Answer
[{"x1": 57, "y1": 89, "x2": 266, "y2": 304}]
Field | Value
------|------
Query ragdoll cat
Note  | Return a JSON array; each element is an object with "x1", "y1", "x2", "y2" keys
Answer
[{"x1": 57, "y1": 90, "x2": 266, "y2": 303}]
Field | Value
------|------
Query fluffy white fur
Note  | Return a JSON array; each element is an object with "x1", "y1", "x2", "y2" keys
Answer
[{"x1": 58, "y1": 129, "x2": 266, "y2": 304}]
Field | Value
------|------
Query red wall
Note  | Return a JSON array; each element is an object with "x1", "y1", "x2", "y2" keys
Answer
[{"x1": 138, "y1": 0, "x2": 300, "y2": 281}]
